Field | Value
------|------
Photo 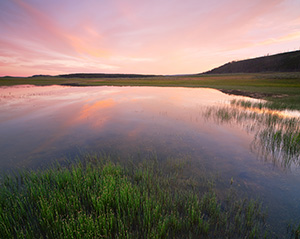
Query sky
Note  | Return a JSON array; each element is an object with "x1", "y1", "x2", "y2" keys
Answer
[{"x1": 0, "y1": 0, "x2": 299, "y2": 76}]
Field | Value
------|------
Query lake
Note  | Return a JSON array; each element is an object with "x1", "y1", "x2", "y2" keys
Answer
[{"x1": 0, "y1": 85, "x2": 299, "y2": 237}]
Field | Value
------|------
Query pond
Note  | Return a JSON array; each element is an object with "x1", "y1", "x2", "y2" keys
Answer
[{"x1": 0, "y1": 85, "x2": 299, "y2": 237}]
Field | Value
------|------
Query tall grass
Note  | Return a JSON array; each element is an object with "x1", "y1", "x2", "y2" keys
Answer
[
  {"x1": 289, "y1": 224, "x2": 300, "y2": 239},
  {"x1": 204, "y1": 100, "x2": 300, "y2": 168},
  {"x1": 230, "y1": 99, "x2": 299, "y2": 111},
  {"x1": 0, "y1": 156, "x2": 268, "y2": 238}
]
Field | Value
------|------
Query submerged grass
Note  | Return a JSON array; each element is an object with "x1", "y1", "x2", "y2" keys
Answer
[
  {"x1": 205, "y1": 101, "x2": 300, "y2": 168},
  {"x1": 0, "y1": 156, "x2": 269, "y2": 238}
]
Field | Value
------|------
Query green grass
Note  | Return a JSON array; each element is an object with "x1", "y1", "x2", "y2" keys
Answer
[
  {"x1": 0, "y1": 156, "x2": 269, "y2": 238},
  {"x1": 1, "y1": 72, "x2": 300, "y2": 110},
  {"x1": 230, "y1": 99, "x2": 297, "y2": 111},
  {"x1": 205, "y1": 101, "x2": 300, "y2": 168},
  {"x1": 290, "y1": 224, "x2": 300, "y2": 239}
]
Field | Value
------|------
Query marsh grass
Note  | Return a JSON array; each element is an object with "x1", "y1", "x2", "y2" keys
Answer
[
  {"x1": 204, "y1": 100, "x2": 300, "y2": 168},
  {"x1": 289, "y1": 224, "x2": 300, "y2": 239},
  {"x1": 230, "y1": 99, "x2": 298, "y2": 111},
  {"x1": 0, "y1": 156, "x2": 269, "y2": 238}
]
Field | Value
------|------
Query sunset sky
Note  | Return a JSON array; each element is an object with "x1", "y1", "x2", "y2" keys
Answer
[{"x1": 0, "y1": 0, "x2": 299, "y2": 76}]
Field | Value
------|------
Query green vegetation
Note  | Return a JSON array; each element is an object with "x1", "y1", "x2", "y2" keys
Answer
[
  {"x1": 230, "y1": 97, "x2": 300, "y2": 111},
  {"x1": 290, "y1": 224, "x2": 300, "y2": 239},
  {"x1": 1, "y1": 72, "x2": 300, "y2": 110},
  {"x1": 205, "y1": 100, "x2": 300, "y2": 168},
  {"x1": 0, "y1": 156, "x2": 269, "y2": 238}
]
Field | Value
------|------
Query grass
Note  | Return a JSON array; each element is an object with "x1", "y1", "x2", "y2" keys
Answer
[
  {"x1": 204, "y1": 100, "x2": 300, "y2": 168},
  {"x1": 1, "y1": 72, "x2": 300, "y2": 110},
  {"x1": 290, "y1": 224, "x2": 300, "y2": 239},
  {"x1": 0, "y1": 156, "x2": 269, "y2": 238},
  {"x1": 230, "y1": 99, "x2": 300, "y2": 111}
]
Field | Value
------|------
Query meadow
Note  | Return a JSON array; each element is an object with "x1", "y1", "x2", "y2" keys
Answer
[{"x1": 1, "y1": 72, "x2": 300, "y2": 110}]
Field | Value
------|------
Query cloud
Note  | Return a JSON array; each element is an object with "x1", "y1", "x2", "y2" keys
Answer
[
  {"x1": 259, "y1": 31, "x2": 300, "y2": 46},
  {"x1": 10, "y1": 0, "x2": 75, "y2": 55},
  {"x1": 0, "y1": 0, "x2": 299, "y2": 75}
]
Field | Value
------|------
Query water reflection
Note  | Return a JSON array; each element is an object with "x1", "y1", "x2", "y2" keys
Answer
[
  {"x1": 1, "y1": 85, "x2": 300, "y2": 236},
  {"x1": 204, "y1": 102, "x2": 300, "y2": 169},
  {"x1": 1, "y1": 85, "x2": 245, "y2": 169}
]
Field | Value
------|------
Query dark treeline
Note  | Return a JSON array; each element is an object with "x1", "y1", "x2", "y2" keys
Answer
[
  {"x1": 57, "y1": 73, "x2": 159, "y2": 78},
  {"x1": 204, "y1": 50, "x2": 300, "y2": 74}
]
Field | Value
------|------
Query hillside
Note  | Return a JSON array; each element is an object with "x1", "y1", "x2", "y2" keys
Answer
[{"x1": 204, "y1": 50, "x2": 300, "y2": 74}]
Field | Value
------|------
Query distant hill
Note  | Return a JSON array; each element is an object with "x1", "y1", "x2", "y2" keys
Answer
[
  {"x1": 57, "y1": 73, "x2": 158, "y2": 78},
  {"x1": 31, "y1": 74, "x2": 52, "y2": 77},
  {"x1": 204, "y1": 50, "x2": 300, "y2": 74}
]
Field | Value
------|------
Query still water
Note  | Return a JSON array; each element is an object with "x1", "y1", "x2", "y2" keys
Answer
[{"x1": 0, "y1": 85, "x2": 299, "y2": 236}]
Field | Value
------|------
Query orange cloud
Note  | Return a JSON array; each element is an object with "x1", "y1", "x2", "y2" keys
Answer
[
  {"x1": 259, "y1": 31, "x2": 300, "y2": 46},
  {"x1": 65, "y1": 34, "x2": 110, "y2": 58}
]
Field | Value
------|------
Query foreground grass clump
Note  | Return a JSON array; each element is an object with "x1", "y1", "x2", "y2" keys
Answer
[{"x1": 0, "y1": 158, "x2": 267, "y2": 238}]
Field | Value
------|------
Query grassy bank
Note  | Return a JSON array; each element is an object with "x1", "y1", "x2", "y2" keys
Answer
[
  {"x1": 0, "y1": 156, "x2": 270, "y2": 238},
  {"x1": 1, "y1": 72, "x2": 300, "y2": 110}
]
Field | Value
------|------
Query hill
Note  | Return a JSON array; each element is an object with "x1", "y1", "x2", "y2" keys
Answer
[{"x1": 204, "y1": 50, "x2": 300, "y2": 74}]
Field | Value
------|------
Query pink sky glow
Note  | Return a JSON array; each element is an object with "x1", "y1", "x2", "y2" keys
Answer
[{"x1": 0, "y1": 0, "x2": 299, "y2": 76}]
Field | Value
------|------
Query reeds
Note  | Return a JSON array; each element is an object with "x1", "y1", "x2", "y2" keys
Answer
[
  {"x1": 204, "y1": 100, "x2": 300, "y2": 168},
  {"x1": 0, "y1": 157, "x2": 268, "y2": 238}
]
